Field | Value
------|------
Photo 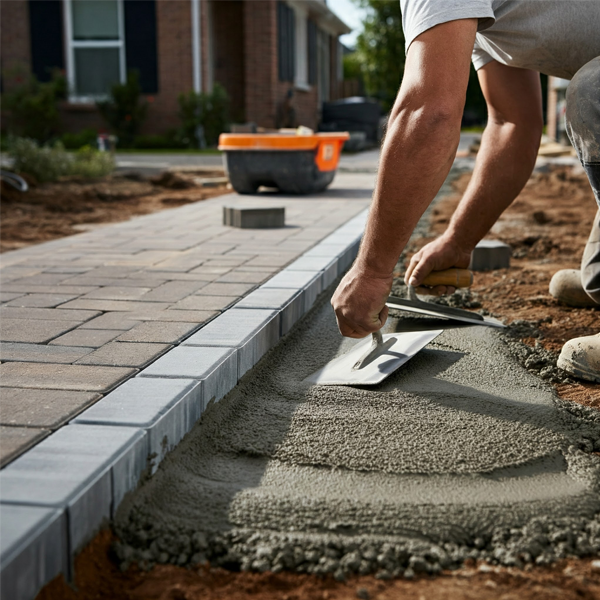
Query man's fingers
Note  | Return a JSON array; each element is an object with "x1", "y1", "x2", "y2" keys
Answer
[{"x1": 407, "y1": 257, "x2": 434, "y2": 287}]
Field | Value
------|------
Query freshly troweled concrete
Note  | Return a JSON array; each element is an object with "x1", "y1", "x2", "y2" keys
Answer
[{"x1": 115, "y1": 292, "x2": 600, "y2": 575}]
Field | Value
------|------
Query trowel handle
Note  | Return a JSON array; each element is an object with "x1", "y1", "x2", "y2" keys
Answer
[{"x1": 421, "y1": 268, "x2": 473, "y2": 288}]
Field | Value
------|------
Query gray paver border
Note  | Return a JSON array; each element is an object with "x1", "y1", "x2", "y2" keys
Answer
[{"x1": 0, "y1": 207, "x2": 368, "y2": 600}]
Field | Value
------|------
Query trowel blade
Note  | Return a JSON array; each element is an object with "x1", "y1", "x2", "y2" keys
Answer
[
  {"x1": 386, "y1": 298, "x2": 505, "y2": 328},
  {"x1": 304, "y1": 330, "x2": 443, "y2": 386}
]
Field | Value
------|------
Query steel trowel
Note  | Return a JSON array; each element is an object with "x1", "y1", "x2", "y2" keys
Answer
[{"x1": 305, "y1": 268, "x2": 504, "y2": 386}]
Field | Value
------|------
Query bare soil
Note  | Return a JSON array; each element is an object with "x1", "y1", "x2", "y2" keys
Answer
[
  {"x1": 405, "y1": 165, "x2": 599, "y2": 408},
  {"x1": 39, "y1": 530, "x2": 600, "y2": 600},
  {"x1": 0, "y1": 169, "x2": 229, "y2": 253}
]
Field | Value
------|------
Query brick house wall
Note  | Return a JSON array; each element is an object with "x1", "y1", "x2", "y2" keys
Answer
[
  {"x1": 0, "y1": 0, "x2": 31, "y2": 87},
  {"x1": 1, "y1": 0, "x2": 349, "y2": 139}
]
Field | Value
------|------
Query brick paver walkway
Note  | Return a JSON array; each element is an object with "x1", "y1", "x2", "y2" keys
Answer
[{"x1": 0, "y1": 173, "x2": 373, "y2": 465}]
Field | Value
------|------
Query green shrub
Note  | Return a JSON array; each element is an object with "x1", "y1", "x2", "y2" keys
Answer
[
  {"x1": 61, "y1": 129, "x2": 98, "y2": 150},
  {"x1": 97, "y1": 72, "x2": 148, "y2": 148},
  {"x1": 70, "y1": 145, "x2": 115, "y2": 178},
  {"x1": 1, "y1": 70, "x2": 67, "y2": 143},
  {"x1": 9, "y1": 137, "x2": 113, "y2": 183},
  {"x1": 177, "y1": 83, "x2": 230, "y2": 148}
]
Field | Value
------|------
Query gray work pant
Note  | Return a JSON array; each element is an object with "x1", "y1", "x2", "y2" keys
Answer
[{"x1": 565, "y1": 55, "x2": 600, "y2": 304}]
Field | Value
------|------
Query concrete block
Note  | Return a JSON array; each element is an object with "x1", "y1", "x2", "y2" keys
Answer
[
  {"x1": 171, "y1": 295, "x2": 237, "y2": 312},
  {"x1": 0, "y1": 307, "x2": 100, "y2": 321},
  {"x1": 0, "y1": 362, "x2": 136, "y2": 392},
  {"x1": 182, "y1": 308, "x2": 280, "y2": 376},
  {"x1": 0, "y1": 424, "x2": 146, "y2": 553},
  {"x1": 0, "y1": 426, "x2": 50, "y2": 468},
  {"x1": 236, "y1": 287, "x2": 305, "y2": 335},
  {"x1": 1, "y1": 388, "x2": 100, "y2": 428},
  {"x1": 73, "y1": 378, "x2": 201, "y2": 472},
  {"x1": 115, "y1": 321, "x2": 199, "y2": 344},
  {"x1": 470, "y1": 239, "x2": 511, "y2": 271},
  {"x1": 4, "y1": 293, "x2": 80, "y2": 308},
  {"x1": 77, "y1": 313, "x2": 142, "y2": 331},
  {"x1": 198, "y1": 282, "x2": 256, "y2": 297},
  {"x1": 302, "y1": 243, "x2": 349, "y2": 259},
  {"x1": 139, "y1": 346, "x2": 237, "y2": 408},
  {"x1": 0, "y1": 319, "x2": 79, "y2": 344},
  {"x1": 216, "y1": 270, "x2": 272, "y2": 284},
  {"x1": 223, "y1": 206, "x2": 285, "y2": 229},
  {"x1": 285, "y1": 256, "x2": 339, "y2": 290},
  {"x1": 263, "y1": 270, "x2": 322, "y2": 312},
  {"x1": 50, "y1": 328, "x2": 122, "y2": 348},
  {"x1": 75, "y1": 341, "x2": 171, "y2": 368},
  {"x1": 0, "y1": 504, "x2": 67, "y2": 600},
  {"x1": 0, "y1": 342, "x2": 94, "y2": 364}
]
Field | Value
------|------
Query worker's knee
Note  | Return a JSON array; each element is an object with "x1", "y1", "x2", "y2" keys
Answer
[{"x1": 565, "y1": 57, "x2": 600, "y2": 164}]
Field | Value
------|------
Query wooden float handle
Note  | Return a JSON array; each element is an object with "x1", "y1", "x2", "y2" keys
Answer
[{"x1": 421, "y1": 268, "x2": 473, "y2": 288}]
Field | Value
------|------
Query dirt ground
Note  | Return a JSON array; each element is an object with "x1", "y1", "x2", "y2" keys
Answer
[
  {"x1": 39, "y1": 530, "x2": 600, "y2": 600},
  {"x1": 35, "y1": 164, "x2": 600, "y2": 600},
  {"x1": 0, "y1": 168, "x2": 229, "y2": 253},
  {"x1": 412, "y1": 165, "x2": 598, "y2": 407}
]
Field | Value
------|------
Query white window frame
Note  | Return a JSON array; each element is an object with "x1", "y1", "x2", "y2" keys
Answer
[
  {"x1": 64, "y1": 0, "x2": 126, "y2": 103},
  {"x1": 293, "y1": 4, "x2": 309, "y2": 91}
]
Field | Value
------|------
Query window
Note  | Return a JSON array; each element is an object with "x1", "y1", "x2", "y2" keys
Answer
[
  {"x1": 278, "y1": 2, "x2": 295, "y2": 82},
  {"x1": 307, "y1": 19, "x2": 317, "y2": 86},
  {"x1": 294, "y1": 6, "x2": 308, "y2": 89},
  {"x1": 65, "y1": 0, "x2": 125, "y2": 99}
]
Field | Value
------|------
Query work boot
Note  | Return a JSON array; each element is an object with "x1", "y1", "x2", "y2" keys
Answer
[
  {"x1": 557, "y1": 333, "x2": 600, "y2": 383},
  {"x1": 549, "y1": 269, "x2": 599, "y2": 308}
]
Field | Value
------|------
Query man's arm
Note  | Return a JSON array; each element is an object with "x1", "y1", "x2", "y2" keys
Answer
[
  {"x1": 331, "y1": 19, "x2": 477, "y2": 338},
  {"x1": 405, "y1": 61, "x2": 543, "y2": 291}
]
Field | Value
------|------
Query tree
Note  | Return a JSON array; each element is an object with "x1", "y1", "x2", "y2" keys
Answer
[
  {"x1": 352, "y1": 1, "x2": 488, "y2": 126},
  {"x1": 354, "y1": 0, "x2": 405, "y2": 112}
]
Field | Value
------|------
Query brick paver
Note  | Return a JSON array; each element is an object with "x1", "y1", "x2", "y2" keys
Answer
[
  {"x1": 1, "y1": 388, "x2": 100, "y2": 428},
  {"x1": 0, "y1": 183, "x2": 369, "y2": 464}
]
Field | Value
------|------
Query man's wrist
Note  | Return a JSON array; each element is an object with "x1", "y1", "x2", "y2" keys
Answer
[
  {"x1": 354, "y1": 255, "x2": 395, "y2": 279},
  {"x1": 443, "y1": 227, "x2": 477, "y2": 255}
]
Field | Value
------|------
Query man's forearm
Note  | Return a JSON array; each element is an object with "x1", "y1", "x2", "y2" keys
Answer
[
  {"x1": 357, "y1": 108, "x2": 461, "y2": 276},
  {"x1": 445, "y1": 119, "x2": 540, "y2": 251}
]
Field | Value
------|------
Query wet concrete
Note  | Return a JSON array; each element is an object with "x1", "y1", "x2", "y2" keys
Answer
[{"x1": 115, "y1": 290, "x2": 600, "y2": 576}]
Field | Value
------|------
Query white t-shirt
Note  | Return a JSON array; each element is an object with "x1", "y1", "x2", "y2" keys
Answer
[{"x1": 400, "y1": 0, "x2": 600, "y2": 79}]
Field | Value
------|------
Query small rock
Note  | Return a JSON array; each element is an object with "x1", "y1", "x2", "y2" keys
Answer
[
  {"x1": 591, "y1": 560, "x2": 600, "y2": 572},
  {"x1": 403, "y1": 567, "x2": 415, "y2": 579},
  {"x1": 356, "y1": 587, "x2": 370, "y2": 600}
]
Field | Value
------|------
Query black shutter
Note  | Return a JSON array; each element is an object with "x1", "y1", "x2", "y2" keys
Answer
[
  {"x1": 124, "y1": 0, "x2": 158, "y2": 93},
  {"x1": 307, "y1": 19, "x2": 317, "y2": 85},
  {"x1": 28, "y1": 0, "x2": 64, "y2": 82},
  {"x1": 277, "y1": 2, "x2": 295, "y2": 82}
]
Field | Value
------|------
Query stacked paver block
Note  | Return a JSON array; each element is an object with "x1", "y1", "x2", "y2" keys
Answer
[
  {"x1": 470, "y1": 239, "x2": 512, "y2": 271},
  {"x1": 223, "y1": 206, "x2": 285, "y2": 228}
]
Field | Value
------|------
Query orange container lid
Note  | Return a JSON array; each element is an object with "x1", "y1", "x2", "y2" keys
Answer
[{"x1": 218, "y1": 132, "x2": 349, "y2": 151}]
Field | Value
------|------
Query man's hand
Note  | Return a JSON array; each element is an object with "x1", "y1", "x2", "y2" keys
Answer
[
  {"x1": 331, "y1": 264, "x2": 392, "y2": 338},
  {"x1": 405, "y1": 235, "x2": 472, "y2": 296}
]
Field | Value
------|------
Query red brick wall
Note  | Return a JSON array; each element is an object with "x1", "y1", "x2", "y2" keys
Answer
[
  {"x1": 243, "y1": 0, "x2": 278, "y2": 128},
  {"x1": 210, "y1": 0, "x2": 245, "y2": 122},
  {"x1": 147, "y1": 0, "x2": 194, "y2": 132},
  {"x1": 0, "y1": 0, "x2": 31, "y2": 90},
  {"x1": 243, "y1": 0, "x2": 319, "y2": 131}
]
